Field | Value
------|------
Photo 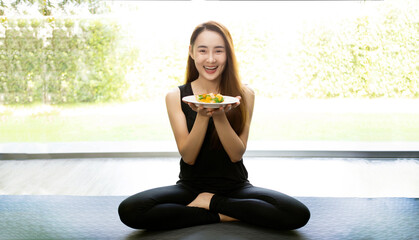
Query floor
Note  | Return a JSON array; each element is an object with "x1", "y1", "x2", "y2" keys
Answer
[
  {"x1": 1, "y1": 157, "x2": 418, "y2": 198},
  {"x1": 2, "y1": 195, "x2": 418, "y2": 240},
  {"x1": 1, "y1": 157, "x2": 418, "y2": 240}
]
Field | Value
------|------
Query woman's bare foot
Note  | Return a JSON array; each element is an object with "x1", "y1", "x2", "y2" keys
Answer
[
  {"x1": 219, "y1": 213, "x2": 239, "y2": 222},
  {"x1": 188, "y1": 193, "x2": 239, "y2": 222},
  {"x1": 187, "y1": 192, "x2": 214, "y2": 210}
]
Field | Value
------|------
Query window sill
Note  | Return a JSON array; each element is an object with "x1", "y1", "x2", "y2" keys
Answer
[{"x1": 1, "y1": 140, "x2": 418, "y2": 160}]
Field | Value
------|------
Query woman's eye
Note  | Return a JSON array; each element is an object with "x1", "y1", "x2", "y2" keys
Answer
[{"x1": 199, "y1": 50, "x2": 206, "y2": 53}]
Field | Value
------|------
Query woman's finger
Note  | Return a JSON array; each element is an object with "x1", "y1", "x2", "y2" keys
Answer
[
  {"x1": 234, "y1": 96, "x2": 241, "y2": 108},
  {"x1": 188, "y1": 103, "x2": 199, "y2": 112}
]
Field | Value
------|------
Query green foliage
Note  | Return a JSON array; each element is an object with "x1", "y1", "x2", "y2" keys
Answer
[
  {"x1": 294, "y1": 2, "x2": 419, "y2": 98},
  {"x1": 0, "y1": 16, "x2": 135, "y2": 103},
  {"x1": 1, "y1": 1, "x2": 417, "y2": 104},
  {"x1": 2, "y1": 0, "x2": 108, "y2": 16}
]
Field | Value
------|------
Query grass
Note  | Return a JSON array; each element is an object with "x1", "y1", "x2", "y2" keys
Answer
[
  {"x1": 0, "y1": 102, "x2": 172, "y2": 142},
  {"x1": 1, "y1": 99, "x2": 419, "y2": 143},
  {"x1": 0, "y1": 116, "x2": 172, "y2": 142},
  {"x1": 251, "y1": 112, "x2": 419, "y2": 142}
]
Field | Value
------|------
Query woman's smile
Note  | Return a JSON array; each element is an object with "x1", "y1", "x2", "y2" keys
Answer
[{"x1": 204, "y1": 66, "x2": 218, "y2": 74}]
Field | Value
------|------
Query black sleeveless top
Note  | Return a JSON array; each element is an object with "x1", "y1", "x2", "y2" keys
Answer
[{"x1": 176, "y1": 82, "x2": 249, "y2": 193}]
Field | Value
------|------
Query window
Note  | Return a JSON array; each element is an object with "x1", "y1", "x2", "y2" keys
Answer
[{"x1": 1, "y1": 1, "x2": 418, "y2": 156}]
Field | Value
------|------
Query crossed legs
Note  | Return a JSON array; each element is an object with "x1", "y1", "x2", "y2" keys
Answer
[{"x1": 118, "y1": 184, "x2": 310, "y2": 230}]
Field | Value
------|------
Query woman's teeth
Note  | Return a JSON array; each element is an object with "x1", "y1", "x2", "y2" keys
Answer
[{"x1": 204, "y1": 66, "x2": 217, "y2": 70}]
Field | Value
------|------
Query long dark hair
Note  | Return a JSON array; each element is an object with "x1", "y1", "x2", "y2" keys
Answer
[{"x1": 185, "y1": 21, "x2": 248, "y2": 148}]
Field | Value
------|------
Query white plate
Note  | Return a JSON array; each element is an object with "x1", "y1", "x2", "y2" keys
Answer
[{"x1": 182, "y1": 95, "x2": 239, "y2": 108}]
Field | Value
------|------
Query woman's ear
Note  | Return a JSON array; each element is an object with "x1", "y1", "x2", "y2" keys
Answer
[{"x1": 189, "y1": 45, "x2": 194, "y2": 60}]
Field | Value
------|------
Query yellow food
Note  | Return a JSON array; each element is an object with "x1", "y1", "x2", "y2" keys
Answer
[{"x1": 195, "y1": 93, "x2": 224, "y2": 103}]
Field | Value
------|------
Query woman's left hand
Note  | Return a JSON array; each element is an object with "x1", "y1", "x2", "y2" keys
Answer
[{"x1": 208, "y1": 96, "x2": 241, "y2": 117}]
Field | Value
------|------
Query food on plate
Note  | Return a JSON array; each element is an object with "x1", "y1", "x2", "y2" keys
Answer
[{"x1": 195, "y1": 93, "x2": 224, "y2": 103}]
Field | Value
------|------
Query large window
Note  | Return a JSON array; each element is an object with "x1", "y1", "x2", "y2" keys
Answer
[{"x1": 1, "y1": 0, "x2": 418, "y2": 154}]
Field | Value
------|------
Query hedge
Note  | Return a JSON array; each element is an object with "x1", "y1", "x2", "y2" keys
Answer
[
  {"x1": 0, "y1": 1, "x2": 418, "y2": 104},
  {"x1": 293, "y1": 4, "x2": 419, "y2": 99},
  {"x1": 0, "y1": 16, "x2": 134, "y2": 104}
]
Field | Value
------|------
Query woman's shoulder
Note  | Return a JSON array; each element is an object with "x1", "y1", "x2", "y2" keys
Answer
[
  {"x1": 242, "y1": 84, "x2": 255, "y2": 102},
  {"x1": 165, "y1": 87, "x2": 181, "y2": 102}
]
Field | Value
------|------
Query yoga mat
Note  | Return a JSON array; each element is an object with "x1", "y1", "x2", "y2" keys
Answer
[{"x1": 1, "y1": 195, "x2": 418, "y2": 240}]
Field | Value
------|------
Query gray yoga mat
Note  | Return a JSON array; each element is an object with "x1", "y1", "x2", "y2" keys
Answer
[{"x1": 1, "y1": 195, "x2": 418, "y2": 240}]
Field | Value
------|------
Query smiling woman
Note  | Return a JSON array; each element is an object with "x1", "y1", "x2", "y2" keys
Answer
[{"x1": 117, "y1": 20, "x2": 311, "y2": 231}]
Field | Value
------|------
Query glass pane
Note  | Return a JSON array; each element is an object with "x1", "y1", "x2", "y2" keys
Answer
[{"x1": 0, "y1": 1, "x2": 418, "y2": 153}]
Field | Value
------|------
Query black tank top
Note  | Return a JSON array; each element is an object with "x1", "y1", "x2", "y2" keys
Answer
[{"x1": 177, "y1": 82, "x2": 249, "y2": 193}]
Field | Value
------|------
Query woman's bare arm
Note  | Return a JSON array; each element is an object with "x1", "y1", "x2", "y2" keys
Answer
[
  {"x1": 165, "y1": 88, "x2": 210, "y2": 165},
  {"x1": 212, "y1": 86, "x2": 255, "y2": 162}
]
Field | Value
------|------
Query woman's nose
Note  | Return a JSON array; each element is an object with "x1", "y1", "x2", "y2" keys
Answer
[{"x1": 207, "y1": 54, "x2": 216, "y2": 63}]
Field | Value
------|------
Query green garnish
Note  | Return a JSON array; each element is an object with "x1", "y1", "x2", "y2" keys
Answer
[{"x1": 214, "y1": 97, "x2": 223, "y2": 103}]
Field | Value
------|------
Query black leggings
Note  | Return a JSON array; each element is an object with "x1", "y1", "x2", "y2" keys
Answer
[{"x1": 118, "y1": 183, "x2": 310, "y2": 231}]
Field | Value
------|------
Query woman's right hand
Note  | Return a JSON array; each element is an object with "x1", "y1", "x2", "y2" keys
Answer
[{"x1": 185, "y1": 102, "x2": 212, "y2": 117}]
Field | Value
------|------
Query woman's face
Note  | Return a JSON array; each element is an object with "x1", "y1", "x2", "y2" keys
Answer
[{"x1": 190, "y1": 30, "x2": 227, "y2": 83}]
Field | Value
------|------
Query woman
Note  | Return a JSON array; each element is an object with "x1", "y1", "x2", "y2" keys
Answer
[{"x1": 118, "y1": 21, "x2": 310, "y2": 231}]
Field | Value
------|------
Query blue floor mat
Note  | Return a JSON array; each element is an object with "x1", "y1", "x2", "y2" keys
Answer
[{"x1": 1, "y1": 195, "x2": 418, "y2": 240}]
